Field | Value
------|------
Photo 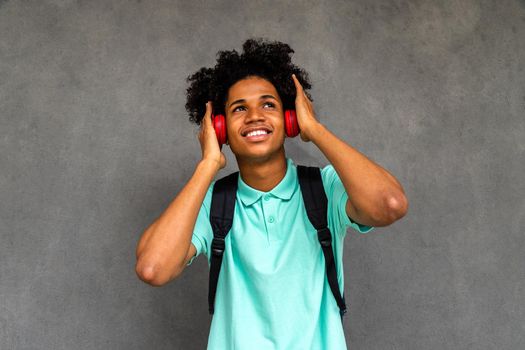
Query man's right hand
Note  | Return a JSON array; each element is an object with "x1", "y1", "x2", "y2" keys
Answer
[{"x1": 198, "y1": 101, "x2": 226, "y2": 171}]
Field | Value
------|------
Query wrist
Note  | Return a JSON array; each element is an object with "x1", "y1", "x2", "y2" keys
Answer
[
  {"x1": 306, "y1": 122, "x2": 326, "y2": 143},
  {"x1": 199, "y1": 158, "x2": 221, "y2": 175}
]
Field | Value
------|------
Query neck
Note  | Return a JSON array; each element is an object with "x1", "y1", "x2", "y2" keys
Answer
[{"x1": 235, "y1": 149, "x2": 287, "y2": 192}]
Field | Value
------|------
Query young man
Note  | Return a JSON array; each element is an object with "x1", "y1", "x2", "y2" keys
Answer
[{"x1": 135, "y1": 38, "x2": 408, "y2": 349}]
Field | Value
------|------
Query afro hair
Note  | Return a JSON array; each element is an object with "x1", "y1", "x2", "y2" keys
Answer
[{"x1": 184, "y1": 37, "x2": 313, "y2": 126}]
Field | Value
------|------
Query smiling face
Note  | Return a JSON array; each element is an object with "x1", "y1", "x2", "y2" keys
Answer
[{"x1": 224, "y1": 76, "x2": 286, "y2": 163}]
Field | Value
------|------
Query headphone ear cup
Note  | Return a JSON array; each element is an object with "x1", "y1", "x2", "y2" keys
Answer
[
  {"x1": 212, "y1": 113, "x2": 227, "y2": 147},
  {"x1": 284, "y1": 110, "x2": 300, "y2": 138}
]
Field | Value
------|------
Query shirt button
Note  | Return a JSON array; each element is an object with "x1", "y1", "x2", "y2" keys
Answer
[
  {"x1": 268, "y1": 216, "x2": 275, "y2": 223},
  {"x1": 264, "y1": 194, "x2": 270, "y2": 201}
]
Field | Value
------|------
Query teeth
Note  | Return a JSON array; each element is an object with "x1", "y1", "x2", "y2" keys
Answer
[{"x1": 246, "y1": 130, "x2": 268, "y2": 137}]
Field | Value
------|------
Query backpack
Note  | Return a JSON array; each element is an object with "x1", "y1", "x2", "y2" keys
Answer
[{"x1": 207, "y1": 165, "x2": 347, "y2": 322}]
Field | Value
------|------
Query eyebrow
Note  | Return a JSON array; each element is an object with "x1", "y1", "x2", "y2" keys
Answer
[{"x1": 228, "y1": 95, "x2": 278, "y2": 109}]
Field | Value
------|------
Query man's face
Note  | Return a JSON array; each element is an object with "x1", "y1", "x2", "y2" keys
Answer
[{"x1": 224, "y1": 76, "x2": 286, "y2": 162}]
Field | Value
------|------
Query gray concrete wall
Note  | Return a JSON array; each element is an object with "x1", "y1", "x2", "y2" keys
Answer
[{"x1": 1, "y1": 0, "x2": 524, "y2": 349}]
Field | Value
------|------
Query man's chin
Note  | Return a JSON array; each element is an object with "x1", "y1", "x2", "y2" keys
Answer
[{"x1": 232, "y1": 147, "x2": 285, "y2": 164}]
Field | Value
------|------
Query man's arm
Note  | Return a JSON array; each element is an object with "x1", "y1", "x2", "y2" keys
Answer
[
  {"x1": 135, "y1": 159, "x2": 219, "y2": 286},
  {"x1": 136, "y1": 101, "x2": 225, "y2": 286},
  {"x1": 310, "y1": 123, "x2": 407, "y2": 227},
  {"x1": 290, "y1": 74, "x2": 408, "y2": 227}
]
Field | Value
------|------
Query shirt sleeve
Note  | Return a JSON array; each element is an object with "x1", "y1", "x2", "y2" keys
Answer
[
  {"x1": 186, "y1": 181, "x2": 215, "y2": 266},
  {"x1": 320, "y1": 164, "x2": 374, "y2": 236}
]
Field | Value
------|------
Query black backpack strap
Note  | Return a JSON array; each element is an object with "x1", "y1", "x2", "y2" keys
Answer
[
  {"x1": 297, "y1": 165, "x2": 347, "y2": 321},
  {"x1": 208, "y1": 171, "x2": 239, "y2": 315}
]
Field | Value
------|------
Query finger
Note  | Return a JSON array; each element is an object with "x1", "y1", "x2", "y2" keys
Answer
[
  {"x1": 292, "y1": 74, "x2": 301, "y2": 91},
  {"x1": 292, "y1": 75, "x2": 308, "y2": 100},
  {"x1": 202, "y1": 101, "x2": 212, "y2": 128},
  {"x1": 303, "y1": 90, "x2": 309, "y2": 100}
]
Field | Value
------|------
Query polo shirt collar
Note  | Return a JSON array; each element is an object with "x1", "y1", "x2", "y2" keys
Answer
[{"x1": 237, "y1": 158, "x2": 297, "y2": 206}]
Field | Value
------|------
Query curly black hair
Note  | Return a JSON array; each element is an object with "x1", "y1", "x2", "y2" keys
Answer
[{"x1": 184, "y1": 37, "x2": 313, "y2": 125}]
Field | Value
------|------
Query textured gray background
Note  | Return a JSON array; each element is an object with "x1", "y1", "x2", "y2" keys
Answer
[{"x1": 1, "y1": 0, "x2": 524, "y2": 349}]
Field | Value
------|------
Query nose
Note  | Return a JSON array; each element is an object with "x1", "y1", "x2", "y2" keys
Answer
[{"x1": 244, "y1": 107, "x2": 265, "y2": 124}]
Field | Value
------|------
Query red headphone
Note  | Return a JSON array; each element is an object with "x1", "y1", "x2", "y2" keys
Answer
[{"x1": 211, "y1": 110, "x2": 300, "y2": 148}]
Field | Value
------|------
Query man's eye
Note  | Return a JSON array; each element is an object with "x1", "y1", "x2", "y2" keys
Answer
[{"x1": 232, "y1": 103, "x2": 274, "y2": 112}]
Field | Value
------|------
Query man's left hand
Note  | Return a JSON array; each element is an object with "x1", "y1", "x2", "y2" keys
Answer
[{"x1": 291, "y1": 74, "x2": 321, "y2": 142}]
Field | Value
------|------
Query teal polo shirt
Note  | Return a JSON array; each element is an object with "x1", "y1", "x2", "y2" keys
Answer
[{"x1": 187, "y1": 157, "x2": 374, "y2": 349}]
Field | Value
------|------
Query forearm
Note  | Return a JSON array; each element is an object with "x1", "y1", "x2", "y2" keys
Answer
[
  {"x1": 135, "y1": 159, "x2": 219, "y2": 285},
  {"x1": 309, "y1": 122, "x2": 407, "y2": 223}
]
